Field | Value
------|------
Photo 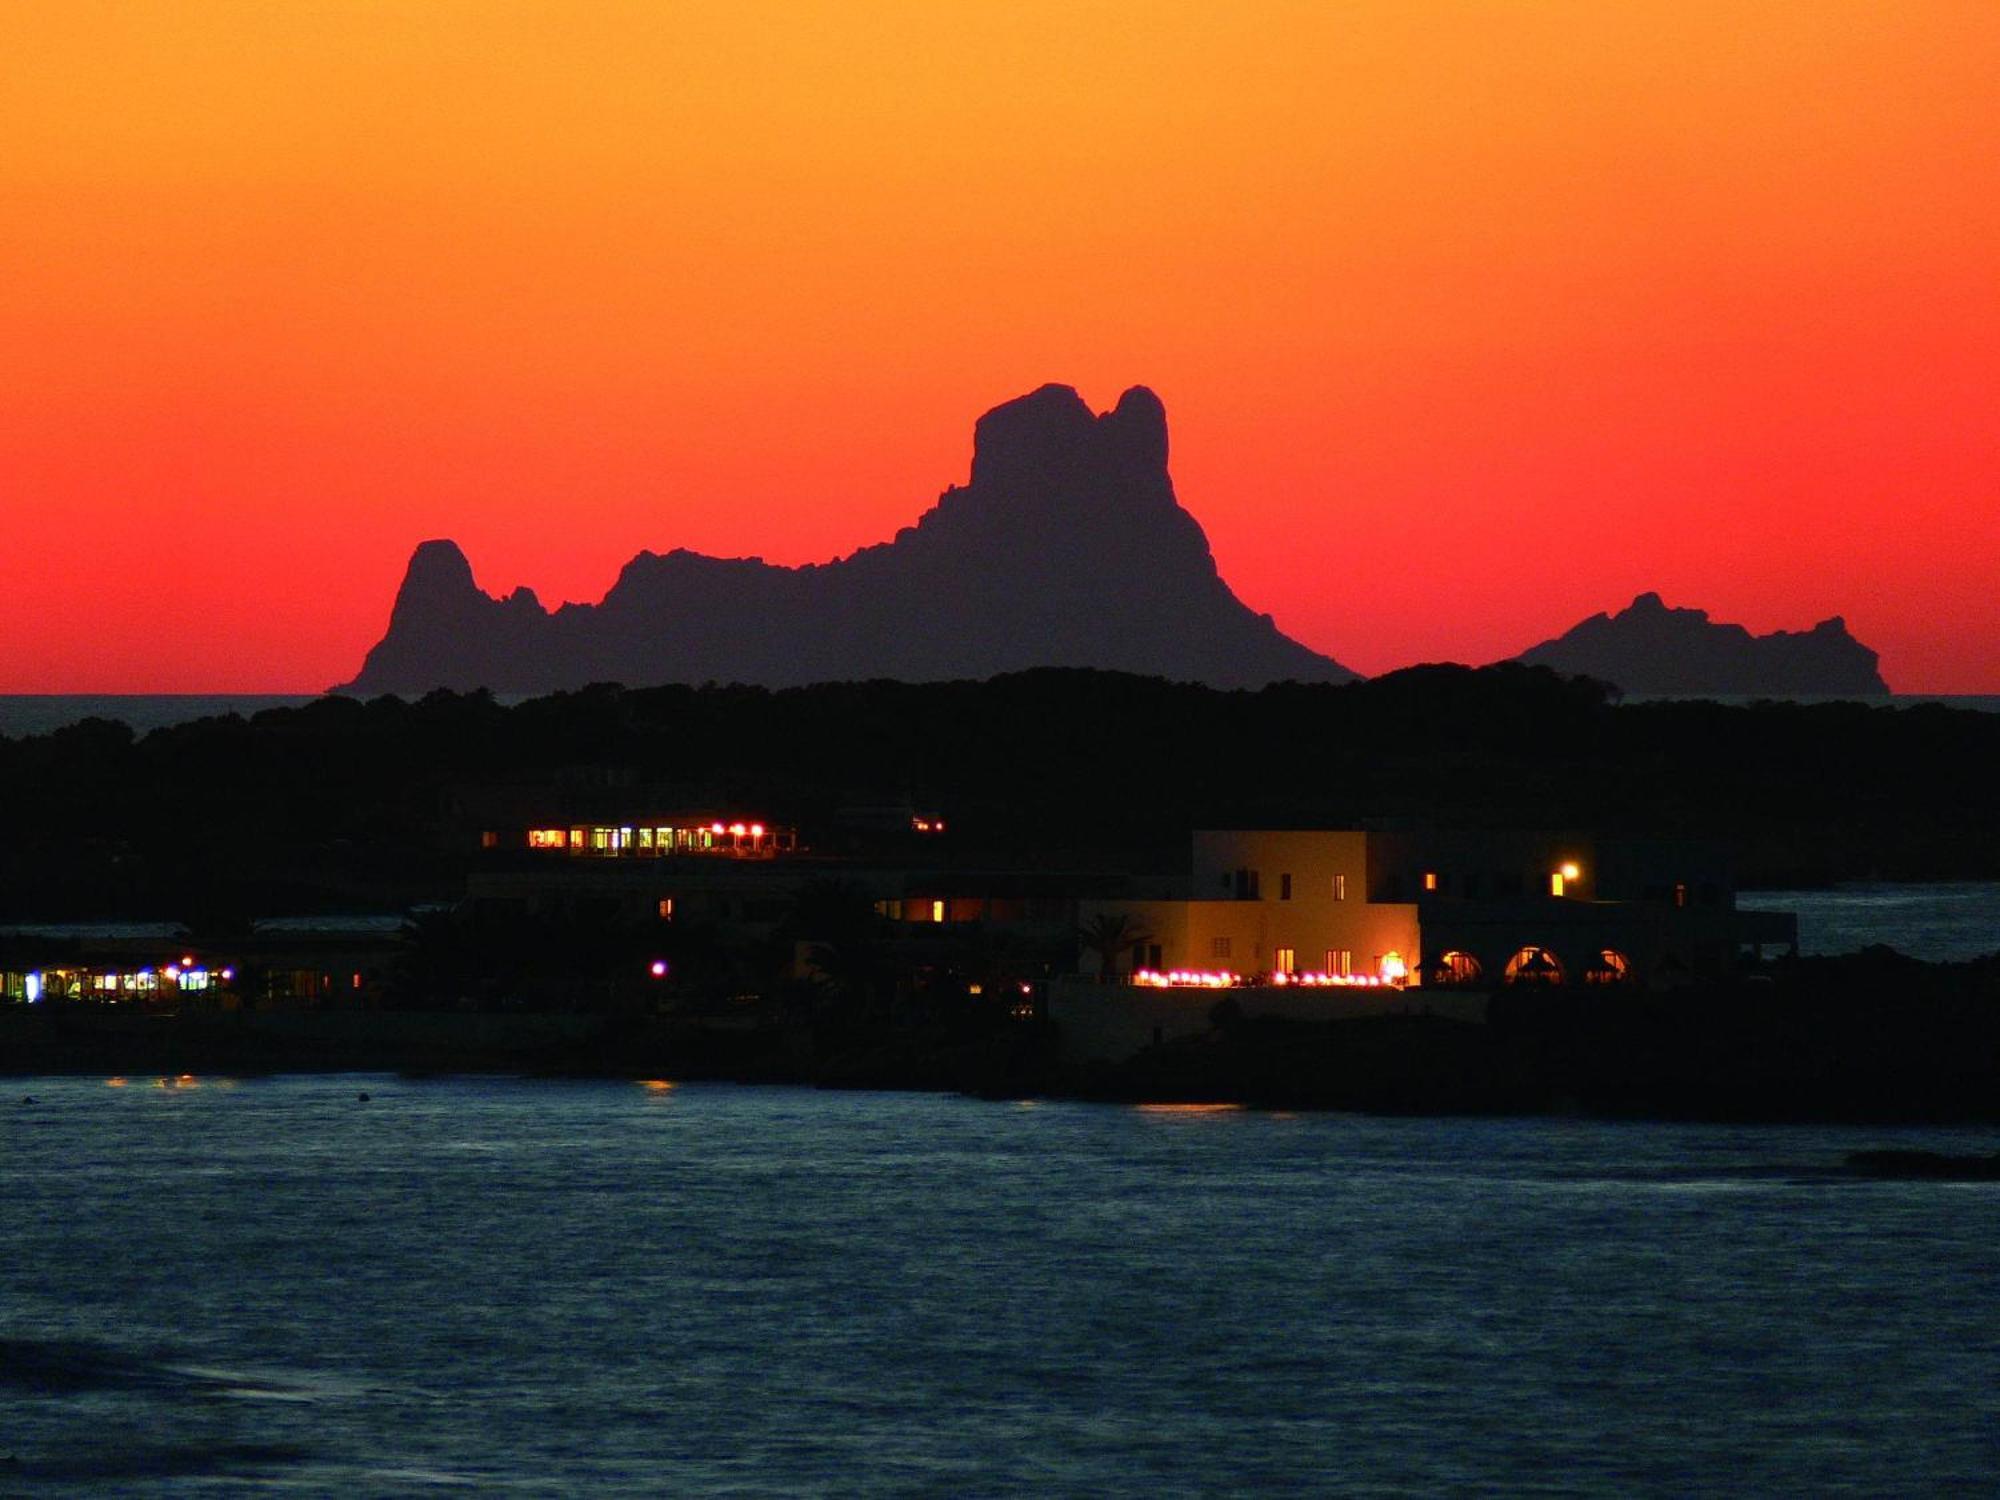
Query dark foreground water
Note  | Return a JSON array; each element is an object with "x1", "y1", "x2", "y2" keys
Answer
[{"x1": 5, "y1": 1081, "x2": 1997, "y2": 1495}]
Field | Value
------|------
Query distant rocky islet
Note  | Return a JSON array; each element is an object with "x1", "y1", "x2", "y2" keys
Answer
[{"x1": 334, "y1": 386, "x2": 1891, "y2": 701}]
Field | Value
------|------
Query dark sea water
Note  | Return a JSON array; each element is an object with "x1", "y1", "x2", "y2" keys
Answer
[
  {"x1": 1741, "y1": 884, "x2": 2000, "y2": 962},
  {"x1": 5, "y1": 1080, "x2": 1997, "y2": 1495}
]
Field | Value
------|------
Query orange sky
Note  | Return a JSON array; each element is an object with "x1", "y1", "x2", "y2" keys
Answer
[{"x1": 4, "y1": 1, "x2": 1997, "y2": 691}]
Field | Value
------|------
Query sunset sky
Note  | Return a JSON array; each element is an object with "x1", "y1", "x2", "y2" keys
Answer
[{"x1": 4, "y1": 1, "x2": 1996, "y2": 692}]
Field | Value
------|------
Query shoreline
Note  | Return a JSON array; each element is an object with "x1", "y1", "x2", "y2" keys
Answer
[{"x1": 8, "y1": 995, "x2": 1999, "y2": 1125}]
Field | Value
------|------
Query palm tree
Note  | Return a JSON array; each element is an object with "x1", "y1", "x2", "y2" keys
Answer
[{"x1": 1077, "y1": 911, "x2": 1152, "y2": 984}]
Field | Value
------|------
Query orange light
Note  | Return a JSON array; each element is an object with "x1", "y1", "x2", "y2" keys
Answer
[
  {"x1": 639, "y1": 1079, "x2": 675, "y2": 1092},
  {"x1": 105, "y1": 1077, "x2": 127, "y2": 1087},
  {"x1": 710, "y1": 822, "x2": 726, "y2": 835},
  {"x1": 1133, "y1": 1103, "x2": 1247, "y2": 1115},
  {"x1": 1560, "y1": 862, "x2": 1581, "y2": 882},
  {"x1": 729, "y1": 822, "x2": 747, "y2": 836},
  {"x1": 749, "y1": 823, "x2": 764, "y2": 837}
]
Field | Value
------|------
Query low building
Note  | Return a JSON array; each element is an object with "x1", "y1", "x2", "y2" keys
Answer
[{"x1": 1054, "y1": 828, "x2": 1797, "y2": 1059}]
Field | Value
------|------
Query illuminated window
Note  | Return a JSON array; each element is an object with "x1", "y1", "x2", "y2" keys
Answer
[
  {"x1": 1674, "y1": 882, "x2": 1689, "y2": 908},
  {"x1": 638, "y1": 828, "x2": 653, "y2": 849},
  {"x1": 1550, "y1": 871, "x2": 1566, "y2": 897},
  {"x1": 480, "y1": 831, "x2": 498, "y2": 849},
  {"x1": 1323, "y1": 949, "x2": 1337, "y2": 975},
  {"x1": 1338, "y1": 949, "x2": 1352, "y2": 976},
  {"x1": 1380, "y1": 951, "x2": 1408, "y2": 983},
  {"x1": 1334, "y1": 874, "x2": 1346, "y2": 901},
  {"x1": 529, "y1": 829, "x2": 567, "y2": 849},
  {"x1": 1274, "y1": 947, "x2": 1296, "y2": 974},
  {"x1": 1423, "y1": 871, "x2": 1438, "y2": 892},
  {"x1": 657, "y1": 898, "x2": 674, "y2": 921},
  {"x1": 1212, "y1": 936, "x2": 1233, "y2": 960},
  {"x1": 1279, "y1": 873, "x2": 1292, "y2": 901},
  {"x1": 931, "y1": 899, "x2": 946, "y2": 924}
]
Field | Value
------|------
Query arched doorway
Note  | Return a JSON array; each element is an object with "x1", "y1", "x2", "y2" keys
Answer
[
  {"x1": 1503, "y1": 945, "x2": 1565, "y2": 986},
  {"x1": 1430, "y1": 950, "x2": 1483, "y2": 986},
  {"x1": 1584, "y1": 949, "x2": 1632, "y2": 985}
]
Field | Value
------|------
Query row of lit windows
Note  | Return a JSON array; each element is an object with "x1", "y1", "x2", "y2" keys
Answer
[
  {"x1": 525, "y1": 823, "x2": 793, "y2": 855},
  {"x1": 3, "y1": 963, "x2": 233, "y2": 1003}
]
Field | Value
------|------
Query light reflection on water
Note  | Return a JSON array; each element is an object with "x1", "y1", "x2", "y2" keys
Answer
[{"x1": 4, "y1": 1077, "x2": 1997, "y2": 1495}]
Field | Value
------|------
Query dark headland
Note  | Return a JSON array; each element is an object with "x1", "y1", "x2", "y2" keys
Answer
[
  {"x1": 335, "y1": 385, "x2": 1353, "y2": 695},
  {"x1": 1514, "y1": 591, "x2": 1889, "y2": 697}
]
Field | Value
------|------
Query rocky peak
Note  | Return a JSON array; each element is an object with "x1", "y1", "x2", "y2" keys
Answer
[
  {"x1": 968, "y1": 383, "x2": 1172, "y2": 497},
  {"x1": 399, "y1": 539, "x2": 479, "y2": 600}
]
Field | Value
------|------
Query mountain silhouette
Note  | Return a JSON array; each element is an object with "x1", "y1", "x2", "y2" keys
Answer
[
  {"x1": 1513, "y1": 592, "x2": 1889, "y2": 696},
  {"x1": 334, "y1": 384, "x2": 1354, "y2": 695}
]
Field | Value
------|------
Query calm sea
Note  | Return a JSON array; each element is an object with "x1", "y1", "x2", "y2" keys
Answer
[
  {"x1": 1741, "y1": 884, "x2": 2000, "y2": 962},
  {"x1": 2, "y1": 693, "x2": 1997, "y2": 739},
  {"x1": 4, "y1": 1081, "x2": 1997, "y2": 1495}
]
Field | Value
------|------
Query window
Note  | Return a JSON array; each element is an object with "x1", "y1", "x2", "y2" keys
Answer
[
  {"x1": 657, "y1": 898, "x2": 675, "y2": 921},
  {"x1": 1274, "y1": 947, "x2": 1296, "y2": 974},
  {"x1": 480, "y1": 831, "x2": 498, "y2": 849},
  {"x1": 1333, "y1": 874, "x2": 1347, "y2": 901},
  {"x1": 931, "y1": 899, "x2": 946, "y2": 924},
  {"x1": 1280, "y1": 873, "x2": 1292, "y2": 901},
  {"x1": 1550, "y1": 871, "x2": 1566, "y2": 897},
  {"x1": 1337, "y1": 949, "x2": 1352, "y2": 976},
  {"x1": 1423, "y1": 871, "x2": 1438, "y2": 893},
  {"x1": 1212, "y1": 936, "x2": 1233, "y2": 960},
  {"x1": 1233, "y1": 869, "x2": 1260, "y2": 900},
  {"x1": 1674, "y1": 882, "x2": 1688, "y2": 908},
  {"x1": 1323, "y1": 949, "x2": 1336, "y2": 975}
]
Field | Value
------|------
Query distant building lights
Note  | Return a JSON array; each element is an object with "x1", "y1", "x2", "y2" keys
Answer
[
  {"x1": 24, "y1": 973, "x2": 40, "y2": 1003},
  {"x1": 649, "y1": 960, "x2": 669, "y2": 979},
  {"x1": 710, "y1": 822, "x2": 726, "y2": 835},
  {"x1": 728, "y1": 822, "x2": 747, "y2": 837},
  {"x1": 220, "y1": 967, "x2": 235, "y2": 981},
  {"x1": 165, "y1": 965, "x2": 181, "y2": 980},
  {"x1": 1560, "y1": 862, "x2": 1581, "y2": 882},
  {"x1": 1380, "y1": 952, "x2": 1409, "y2": 983},
  {"x1": 750, "y1": 823, "x2": 765, "y2": 838}
]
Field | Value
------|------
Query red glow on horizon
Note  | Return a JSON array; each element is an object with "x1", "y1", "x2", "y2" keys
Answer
[{"x1": 2, "y1": 4, "x2": 1995, "y2": 693}]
